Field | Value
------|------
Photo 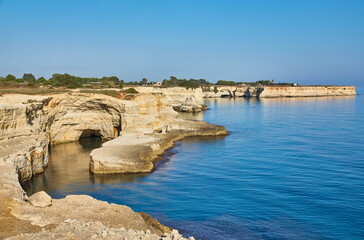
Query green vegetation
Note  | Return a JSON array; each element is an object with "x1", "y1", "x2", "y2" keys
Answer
[
  {"x1": 23, "y1": 73, "x2": 36, "y2": 83},
  {"x1": 216, "y1": 79, "x2": 296, "y2": 86},
  {"x1": 0, "y1": 73, "x2": 297, "y2": 91},
  {"x1": 216, "y1": 80, "x2": 236, "y2": 86},
  {"x1": 213, "y1": 86, "x2": 218, "y2": 94},
  {"x1": 123, "y1": 88, "x2": 138, "y2": 94},
  {"x1": 0, "y1": 73, "x2": 125, "y2": 89},
  {"x1": 161, "y1": 76, "x2": 210, "y2": 89}
]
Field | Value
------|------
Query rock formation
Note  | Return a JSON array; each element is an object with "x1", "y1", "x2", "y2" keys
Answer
[
  {"x1": 0, "y1": 90, "x2": 227, "y2": 239},
  {"x1": 28, "y1": 191, "x2": 52, "y2": 208},
  {"x1": 135, "y1": 87, "x2": 208, "y2": 112},
  {"x1": 90, "y1": 121, "x2": 228, "y2": 174}
]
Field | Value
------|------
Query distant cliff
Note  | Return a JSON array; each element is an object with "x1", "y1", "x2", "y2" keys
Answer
[{"x1": 203, "y1": 85, "x2": 357, "y2": 98}]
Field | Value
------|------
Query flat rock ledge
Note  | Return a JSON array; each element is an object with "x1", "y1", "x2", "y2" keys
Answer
[
  {"x1": 7, "y1": 194, "x2": 193, "y2": 240},
  {"x1": 6, "y1": 220, "x2": 195, "y2": 240},
  {"x1": 90, "y1": 119, "x2": 228, "y2": 174}
]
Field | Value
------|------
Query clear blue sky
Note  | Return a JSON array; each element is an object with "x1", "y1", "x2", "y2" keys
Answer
[{"x1": 0, "y1": 0, "x2": 363, "y2": 85}]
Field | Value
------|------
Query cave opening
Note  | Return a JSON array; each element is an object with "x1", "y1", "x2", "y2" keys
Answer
[{"x1": 79, "y1": 129, "x2": 102, "y2": 139}]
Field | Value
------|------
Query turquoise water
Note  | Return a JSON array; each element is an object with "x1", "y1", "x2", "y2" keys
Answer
[{"x1": 24, "y1": 92, "x2": 364, "y2": 240}]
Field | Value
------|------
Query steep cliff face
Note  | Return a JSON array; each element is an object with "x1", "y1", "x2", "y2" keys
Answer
[
  {"x1": 46, "y1": 94, "x2": 139, "y2": 144},
  {"x1": 0, "y1": 94, "x2": 136, "y2": 182},
  {"x1": 131, "y1": 92, "x2": 178, "y2": 133},
  {"x1": 135, "y1": 87, "x2": 207, "y2": 112},
  {"x1": 0, "y1": 95, "x2": 51, "y2": 182}
]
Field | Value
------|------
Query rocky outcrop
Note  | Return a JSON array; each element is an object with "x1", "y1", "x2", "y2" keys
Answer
[
  {"x1": 135, "y1": 87, "x2": 208, "y2": 112},
  {"x1": 28, "y1": 191, "x2": 52, "y2": 208},
  {"x1": 90, "y1": 121, "x2": 228, "y2": 174},
  {"x1": 174, "y1": 96, "x2": 208, "y2": 113}
]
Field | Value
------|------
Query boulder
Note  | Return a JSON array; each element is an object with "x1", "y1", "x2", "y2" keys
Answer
[{"x1": 28, "y1": 191, "x2": 52, "y2": 208}]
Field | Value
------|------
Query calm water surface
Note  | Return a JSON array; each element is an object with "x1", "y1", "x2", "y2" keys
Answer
[{"x1": 24, "y1": 92, "x2": 364, "y2": 240}]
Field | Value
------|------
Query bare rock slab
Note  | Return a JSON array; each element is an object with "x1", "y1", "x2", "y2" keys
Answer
[{"x1": 28, "y1": 191, "x2": 52, "y2": 208}]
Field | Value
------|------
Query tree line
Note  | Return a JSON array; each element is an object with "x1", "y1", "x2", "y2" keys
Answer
[
  {"x1": 0, "y1": 73, "x2": 139, "y2": 89},
  {"x1": 0, "y1": 73, "x2": 295, "y2": 89}
]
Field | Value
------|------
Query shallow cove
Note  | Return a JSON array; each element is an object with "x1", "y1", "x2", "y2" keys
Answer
[{"x1": 24, "y1": 95, "x2": 364, "y2": 240}]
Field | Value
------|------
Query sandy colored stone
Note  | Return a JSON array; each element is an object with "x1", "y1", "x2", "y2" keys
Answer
[
  {"x1": 28, "y1": 191, "x2": 52, "y2": 208},
  {"x1": 5, "y1": 220, "x2": 190, "y2": 240},
  {"x1": 90, "y1": 120, "x2": 228, "y2": 174}
]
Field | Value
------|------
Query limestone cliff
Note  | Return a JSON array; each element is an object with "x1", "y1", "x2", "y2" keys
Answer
[
  {"x1": 257, "y1": 85, "x2": 357, "y2": 98},
  {"x1": 0, "y1": 95, "x2": 51, "y2": 182},
  {"x1": 90, "y1": 121, "x2": 228, "y2": 174},
  {"x1": 46, "y1": 93, "x2": 138, "y2": 144},
  {"x1": 203, "y1": 85, "x2": 356, "y2": 98},
  {"x1": 135, "y1": 86, "x2": 208, "y2": 112},
  {"x1": 0, "y1": 91, "x2": 216, "y2": 239}
]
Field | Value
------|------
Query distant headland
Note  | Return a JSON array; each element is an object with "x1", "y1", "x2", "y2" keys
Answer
[{"x1": 0, "y1": 73, "x2": 357, "y2": 98}]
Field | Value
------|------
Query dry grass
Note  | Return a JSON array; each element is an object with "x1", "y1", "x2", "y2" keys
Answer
[
  {"x1": 0, "y1": 83, "x2": 140, "y2": 99},
  {"x1": 79, "y1": 89, "x2": 120, "y2": 98},
  {"x1": 0, "y1": 87, "x2": 69, "y2": 95}
]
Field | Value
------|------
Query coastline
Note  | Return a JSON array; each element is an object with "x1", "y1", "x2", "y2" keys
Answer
[
  {"x1": 0, "y1": 85, "x2": 356, "y2": 239},
  {"x1": 90, "y1": 120, "x2": 228, "y2": 175},
  {"x1": 0, "y1": 91, "x2": 226, "y2": 239}
]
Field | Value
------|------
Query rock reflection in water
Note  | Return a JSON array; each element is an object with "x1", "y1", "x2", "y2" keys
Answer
[
  {"x1": 23, "y1": 138, "x2": 100, "y2": 197},
  {"x1": 90, "y1": 173, "x2": 150, "y2": 185},
  {"x1": 23, "y1": 137, "x2": 151, "y2": 198},
  {"x1": 23, "y1": 134, "x2": 227, "y2": 199}
]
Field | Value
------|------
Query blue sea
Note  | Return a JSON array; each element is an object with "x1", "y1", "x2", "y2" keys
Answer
[{"x1": 24, "y1": 88, "x2": 364, "y2": 240}]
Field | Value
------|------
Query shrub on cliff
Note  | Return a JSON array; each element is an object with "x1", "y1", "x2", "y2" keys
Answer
[
  {"x1": 124, "y1": 88, "x2": 138, "y2": 94},
  {"x1": 216, "y1": 80, "x2": 236, "y2": 86},
  {"x1": 161, "y1": 76, "x2": 211, "y2": 89},
  {"x1": 4, "y1": 74, "x2": 16, "y2": 82},
  {"x1": 23, "y1": 73, "x2": 36, "y2": 83}
]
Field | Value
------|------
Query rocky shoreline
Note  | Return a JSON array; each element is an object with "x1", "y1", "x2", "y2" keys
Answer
[
  {"x1": 90, "y1": 121, "x2": 227, "y2": 175},
  {"x1": 0, "y1": 89, "x2": 226, "y2": 239},
  {"x1": 0, "y1": 85, "x2": 356, "y2": 239}
]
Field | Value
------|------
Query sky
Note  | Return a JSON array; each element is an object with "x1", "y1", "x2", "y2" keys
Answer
[{"x1": 0, "y1": 0, "x2": 363, "y2": 85}]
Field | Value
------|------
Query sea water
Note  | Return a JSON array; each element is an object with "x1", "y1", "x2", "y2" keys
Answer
[{"x1": 24, "y1": 91, "x2": 364, "y2": 240}]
